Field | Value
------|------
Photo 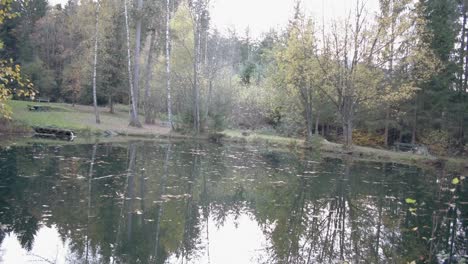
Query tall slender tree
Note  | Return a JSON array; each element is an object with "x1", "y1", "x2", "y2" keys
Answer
[
  {"x1": 166, "y1": 0, "x2": 173, "y2": 129},
  {"x1": 189, "y1": 0, "x2": 209, "y2": 134},
  {"x1": 92, "y1": 0, "x2": 101, "y2": 124},
  {"x1": 130, "y1": 0, "x2": 144, "y2": 127},
  {"x1": 124, "y1": 0, "x2": 142, "y2": 127},
  {"x1": 144, "y1": 30, "x2": 158, "y2": 124}
]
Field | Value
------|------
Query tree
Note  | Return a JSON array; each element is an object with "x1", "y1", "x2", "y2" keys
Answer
[
  {"x1": 275, "y1": 8, "x2": 318, "y2": 141},
  {"x1": 92, "y1": 0, "x2": 101, "y2": 124},
  {"x1": 166, "y1": 0, "x2": 173, "y2": 128},
  {"x1": 0, "y1": 0, "x2": 33, "y2": 120},
  {"x1": 377, "y1": 0, "x2": 413, "y2": 146},
  {"x1": 91, "y1": 0, "x2": 128, "y2": 114},
  {"x1": 188, "y1": 0, "x2": 209, "y2": 134},
  {"x1": 63, "y1": 63, "x2": 81, "y2": 106},
  {"x1": 420, "y1": 0, "x2": 459, "y2": 142},
  {"x1": 306, "y1": 1, "x2": 384, "y2": 147},
  {"x1": 143, "y1": 20, "x2": 160, "y2": 124},
  {"x1": 124, "y1": 0, "x2": 142, "y2": 127}
]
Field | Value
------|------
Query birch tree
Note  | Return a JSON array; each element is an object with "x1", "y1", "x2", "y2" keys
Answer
[
  {"x1": 189, "y1": 0, "x2": 209, "y2": 134},
  {"x1": 92, "y1": 0, "x2": 101, "y2": 124},
  {"x1": 166, "y1": 0, "x2": 173, "y2": 129}
]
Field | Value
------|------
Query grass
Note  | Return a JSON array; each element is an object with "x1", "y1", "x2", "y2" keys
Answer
[
  {"x1": 7, "y1": 100, "x2": 170, "y2": 136},
  {"x1": 221, "y1": 129, "x2": 468, "y2": 170},
  {"x1": 10, "y1": 101, "x2": 87, "y2": 131},
  {"x1": 222, "y1": 129, "x2": 304, "y2": 146}
]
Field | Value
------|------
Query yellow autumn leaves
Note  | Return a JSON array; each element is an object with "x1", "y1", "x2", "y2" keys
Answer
[{"x1": 0, "y1": 0, "x2": 34, "y2": 120}]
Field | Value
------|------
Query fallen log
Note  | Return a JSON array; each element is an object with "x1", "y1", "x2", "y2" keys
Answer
[{"x1": 32, "y1": 127, "x2": 76, "y2": 141}]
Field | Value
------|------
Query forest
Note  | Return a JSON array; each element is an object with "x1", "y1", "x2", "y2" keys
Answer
[{"x1": 1, "y1": 0, "x2": 468, "y2": 155}]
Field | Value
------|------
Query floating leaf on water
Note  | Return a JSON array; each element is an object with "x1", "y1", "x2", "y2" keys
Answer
[
  {"x1": 405, "y1": 198, "x2": 417, "y2": 204},
  {"x1": 452, "y1": 177, "x2": 460, "y2": 185},
  {"x1": 271, "y1": 181, "x2": 286, "y2": 186}
]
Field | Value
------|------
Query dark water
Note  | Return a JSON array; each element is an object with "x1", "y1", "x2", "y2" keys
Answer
[{"x1": 0, "y1": 141, "x2": 466, "y2": 264}]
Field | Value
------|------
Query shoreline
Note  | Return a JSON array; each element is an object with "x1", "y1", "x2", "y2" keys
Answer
[
  {"x1": 1, "y1": 128, "x2": 467, "y2": 173},
  {"x1": 3, "y1": 100, "x2": 467, "y2": 171}
]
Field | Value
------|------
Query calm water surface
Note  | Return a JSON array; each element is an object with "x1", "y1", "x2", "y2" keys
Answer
[{"x1": 0, "y1": 141, "x2": 466, "y2": 263}]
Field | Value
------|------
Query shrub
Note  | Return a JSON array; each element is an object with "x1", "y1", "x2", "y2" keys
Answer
[
  {"x1": 420, "y1": 130, "x2": 449, "y2": 156},
  {"x1": 352, "y1": 130, "x2": 385, "y2": 147}
]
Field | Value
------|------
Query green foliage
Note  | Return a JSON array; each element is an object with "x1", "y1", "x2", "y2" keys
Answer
[
  {"x1": 22, "y1": 59, "x2": 56, "y2": 97},
  {"x1": 0, "y1": 1, "x2": 34, "y2": 119},
  {"x1": 420, "y1": 130, "x2": 450, "y2": 155}
]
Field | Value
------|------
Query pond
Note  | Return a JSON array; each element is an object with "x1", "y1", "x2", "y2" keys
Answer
[{"x1": 0, "y1": 140, "x2": 466, "y2": 263}]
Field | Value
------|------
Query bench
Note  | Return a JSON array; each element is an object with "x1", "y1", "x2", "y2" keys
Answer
[
  {"x1": 393, "y1": 143, "x2": 430, "y2": 156},
  {"x1": 36, "y1": 97, "x2": 50, "y2": 103},
  {"x1": 28, "y1": 105, "x2": 51, "y2": 112},
  {"x1": 394, "y1": 143, "x2": 417, "y2": 152}
]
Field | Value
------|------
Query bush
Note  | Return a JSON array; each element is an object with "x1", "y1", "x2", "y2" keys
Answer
[
  {"x1": 352, "y1": 130, "x2": 385, "y2": 147},
  {"x1": 420, "y1": 130, "x2": 450, "y2": 156}
]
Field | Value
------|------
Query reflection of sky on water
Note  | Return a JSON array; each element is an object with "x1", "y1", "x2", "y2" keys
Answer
[
  {"x1": 0, "y1": 226, "x2": 69, "y2": 264},
  {"x1": 0, "y1": 214, "x2": 268, "y2": 264},
  {"x1": 168, "y1": 213, "x2": 268, "y2": 264}
]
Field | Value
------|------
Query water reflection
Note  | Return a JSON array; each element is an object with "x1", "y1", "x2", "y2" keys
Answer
[{"x1": 0, "y1": 141, "x2": 466, "y2": 263}]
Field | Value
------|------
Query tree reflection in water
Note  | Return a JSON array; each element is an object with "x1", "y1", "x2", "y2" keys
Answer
[{"x1": 0, "y1": 141, "x2": 466, "y2": 263}]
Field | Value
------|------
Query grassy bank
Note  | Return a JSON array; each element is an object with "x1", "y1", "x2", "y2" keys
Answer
[
  {"x1": 6, "y1": 100, "x2": 170, "y2": 136},
  {"x1": 4, "y1": 100, "x2": 467, "y2": 170},
  {"x1": 220, "y1": 129, "x2": 468, "y2": 171}
]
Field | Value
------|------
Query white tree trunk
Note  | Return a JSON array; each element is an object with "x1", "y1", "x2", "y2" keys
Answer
[
  {"x1": 193, "y1": 11, "x2": 202, "y2": 135},
  {"x1": 193, "y1": 15, "x2": 201, "y2": 134},
  {"x1": 166, "y1": 0, "x2": 173, "y2": 129},
  {"x1": 92, "y1": 1, "x2": 101, "y2": 124}
]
